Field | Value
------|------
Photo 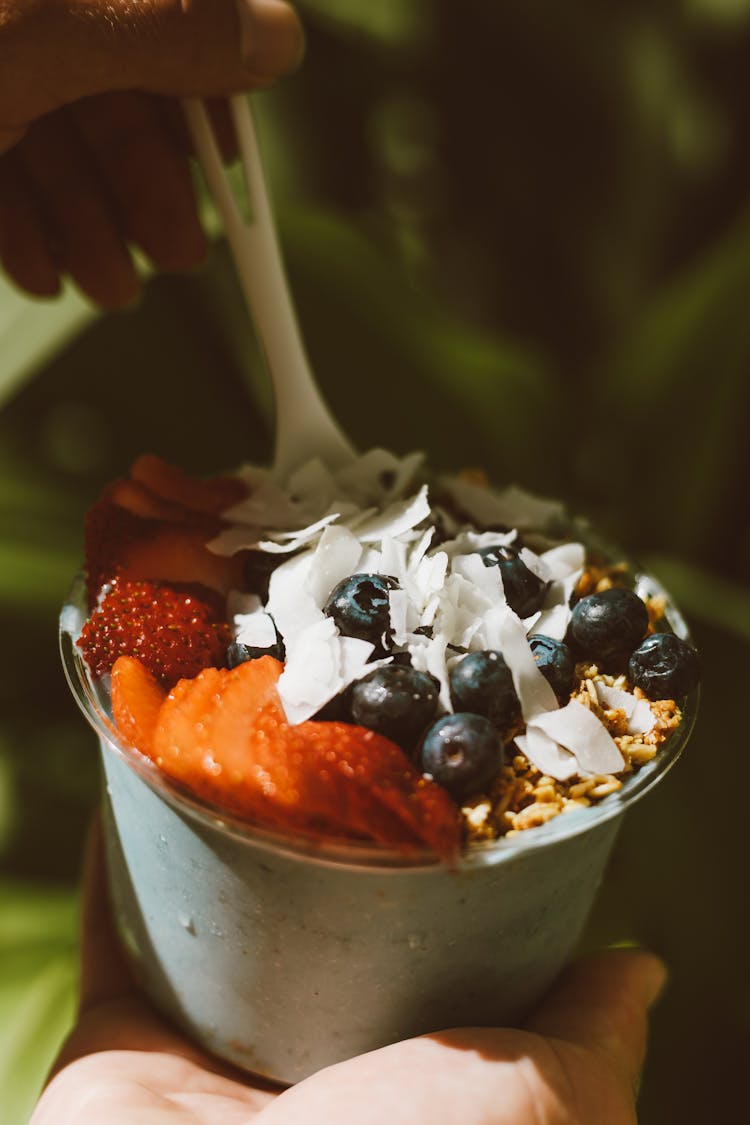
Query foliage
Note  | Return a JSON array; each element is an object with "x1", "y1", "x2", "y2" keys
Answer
[{"x1": 1, "y1": 2, "x2": 749, "y2": 1121}]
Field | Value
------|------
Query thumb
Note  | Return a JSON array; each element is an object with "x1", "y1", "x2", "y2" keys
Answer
[
  {"x1": 2, "y1": 0, "x2": 303, "y2": 128},
  {"x1": 525, "y1": 950, "x2": 668, "y2": 1093}
]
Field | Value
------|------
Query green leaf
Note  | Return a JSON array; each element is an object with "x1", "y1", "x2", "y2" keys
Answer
[
  {"x1": 595, "y1": 205, "x2": 750, "y2": 552},
  {"x1": 0, "y1": 882, "x2": 78, "y2": 1125}
]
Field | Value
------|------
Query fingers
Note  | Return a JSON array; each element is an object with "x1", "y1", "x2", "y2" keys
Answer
[
  {"x1": 525, "y1": 949, "x2": 668, "y2": 1092},
  {"x1": 0, "y1": 0, "x2": 304, "y2": 135},
  {"x1": 3, "y1": 91, "x2": 218, "y2": 307},
  {"x1": 71, "y1": 92, "x2": 207, "y2": 273},
  {"x1": 79, "y1": 812, "x2": 136, "y2": 1013},
  {"x1": 17, "y1": 110, "x2": 140, "y2": 308},
  {"x1": 0, "y1": 149, "x2": 60, "y2": 298}
]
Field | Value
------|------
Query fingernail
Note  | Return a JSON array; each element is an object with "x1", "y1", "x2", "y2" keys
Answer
[{"x1": 236, "y1": 0, "x2": 306, "y2": 77}]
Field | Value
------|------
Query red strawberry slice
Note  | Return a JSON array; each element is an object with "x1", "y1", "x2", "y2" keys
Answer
[
  {"x1": 79, "y1": 578, "x2": 231, "y2": 686},
  {"x1": 111, "y1": 656, "x2": 167, "y2": 756},
  {"x1": 103, "y1": 478, "x2": 196, "y2": 524},
  {"x1": 84, "y1": 500, "x2": 245, "y2": 604},
  {"x1": 118, "y1": 522, "x2": 246, "y2": 596},
  {"x1": 130, "y1": 454, "x2": 246, "y2": 515},
  {"x1": 145, "y1": 657, "x2": 460, "y2": 858}
]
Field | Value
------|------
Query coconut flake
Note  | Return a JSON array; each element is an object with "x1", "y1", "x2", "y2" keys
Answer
[
  {"x1": 305, "y1": 525, "x2": 363, "y2": 606},
  {"x1": 378, "y1": 536, "x2": 409, "y2": 583},
  {"x1": 515, "y1": 728, "x2": 578, "y2": 782},
  {"x1": 529, "y1": 700, "x2": 625, "y2": 776},
  {"x1": 525, "y1": 544, "x2": 583, "y2": 640},
  {"x1": 409, "y1": 527, "x2": 435, "y2": 570},
  {"x1": 413, "y1": 551, "x2": 448, "y2": 604},
  {"x1": 356, "y1": 484, "x2": 431, "y2": 543},
  {"x1": 438, "y1": 528, "x2": 518, "y2": 559},
  {"x1": 265, "y1": 552, "x2": 322, "y2": 647},
  {"x1": 442, "y1": 478, "x2": 565, "y2": 531},
  {"x1": 452, "y1": 551, "x2": 505, "y2": 602},
  {"x1": 335, "y1": 448, "x2": 424, "y2": 505},
  {"x1": 408, "y1": 633, "x2": 451, "y2": 711},
  {"x1": 277, "y1": 617, "x2": 375, "y2": 724},
  {"x1": 234, "y1": 607, "x2": 278, "y2": 649},
  {"x1": 527, "y1": 603, "x2": 571, "y2": 642},
  {"x1": 224, "y1": 466, "x2": 313, "y2": 528},
  {"x1": 257, "y1": 511, "x2": 342, "y2": 554},
  {"x1": 595, "y1": 682, "x2": 655, "y2": 735},
  {"x1": 519, "y1": 546, "x2": 551, "y2": 583},
  {"x1": 207, "y1": 524, "x2": 263, "y2": 557},
  {"x1": 388, "y1": 588, "x2": 412, "y2": 645},
  {"x1": 495, "y1": 608, "x2": 558, "y2": 721},
  {"x1": 540, "y1": 542, "x2": 585, "y2": 580}
]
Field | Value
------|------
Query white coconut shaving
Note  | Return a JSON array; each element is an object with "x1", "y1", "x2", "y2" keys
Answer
[
  {"x1": 277, "y1": 618, "x2": 380, "y2": 725},
  {"x1": 233, "y1": 596, "x2": 278, "y2": 649},
  {"x1": 214, "y1": 448, "x2": 646, "y2": 782},
  {"x1": 440, "y1": 477, "x2": 566, "y2": 531},
  {"x1": 595, "y1": 682, "x2": 655, "y2": 735},
  {"x1": 528, "y1": 700, "x2": 625, "y2": 776},
  {"x1": 515, "y1": 727, "x2": 579, "y2": 781}
]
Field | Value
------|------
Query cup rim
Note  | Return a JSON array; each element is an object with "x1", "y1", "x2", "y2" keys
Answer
[{"x1": 60, "y1": 570, "x2": 698, "y2": 872}]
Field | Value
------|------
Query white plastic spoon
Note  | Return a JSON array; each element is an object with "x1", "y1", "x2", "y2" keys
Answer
[{"x1": 182, "y1": 95, "x2": 356, "y2": 482}]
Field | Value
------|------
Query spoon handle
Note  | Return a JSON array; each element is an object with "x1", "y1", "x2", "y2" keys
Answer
[{"x1": 183, "y1": 95, "x2": 355, "y2": 481}]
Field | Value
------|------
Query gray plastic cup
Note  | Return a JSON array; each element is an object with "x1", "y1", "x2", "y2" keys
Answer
[{"x1": 60, "y1": 572, "x2": 696, "y2": 1085}]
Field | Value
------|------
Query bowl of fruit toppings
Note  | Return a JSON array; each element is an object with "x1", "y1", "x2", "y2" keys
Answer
[{"x1": 60, "y1": 449, "x2": 699, "y2": 1084}]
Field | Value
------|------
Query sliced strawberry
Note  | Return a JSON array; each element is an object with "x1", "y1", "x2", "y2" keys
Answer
[
  {"x1": 85, "y1": 501, "x2": 145, "y2": 603},
  {"x1": 147, "y1": 658, "x2": 460, "y2": 858},
  {"x1": 79, "y1": 578, "x2": 231, "y2": 686},
  {"x1": 84, "y1": 500, "x2": 245, "y2": 604},
  {"x1": 111, "y1": 656, "x2": 167, "y2": 756},
  {"x1": 130, "y1": 454, "x2": 246, "y2": 516},
  {"x1": 119, "y1": 522, "x2": 245, "y2": 596},
  {"x1": 103, "y1": 478, "x2": 195, "y2": 524},
  {"x1": 287, "y1": 720, "x2": 461, "y2": 859}
]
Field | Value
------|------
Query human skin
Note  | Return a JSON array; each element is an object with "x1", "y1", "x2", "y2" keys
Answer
[
  {"x1": 31, "y1": 821, "x2": 667, "y2": 1124},
  {"x1": 0, "y1": 0, "x2": 304, "y2": 306}
]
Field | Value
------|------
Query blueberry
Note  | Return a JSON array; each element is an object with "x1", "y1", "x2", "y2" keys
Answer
[
  {"x1": 420, "y1": 713, "x2": 504, "y2": 802},
  {"x1": 449, "y1": 650, "x2": 519, "y2": 729},
  {"x1": 227, "y1": 637, "x2": 285, "y2": 667},
  {"x1": 529, "y1": 634, "x2": 576, "y2": 699},
  {"x1": 567, "y1": 587, "x2": 648, "y2": 667},
  {"x1": 350, "y1": 666, "x2": 439, "y2": 750},
  {"x1": 628, "y1": 632, "x2": 700, "y2": 700},
  {"x1": 477, "y1": 545, "x2": 548, "y2": 618},
  {"x1": 323, "y1": 573, "x2": 398, "y2": 647}
]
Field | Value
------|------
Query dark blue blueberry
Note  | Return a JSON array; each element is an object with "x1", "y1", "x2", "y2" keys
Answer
[
  {"x1": 227, "y1": 637, "x2": 285, "y2": 667},
  {"x1": 449, "y1": 650, "x2": 519, "y2": 729},
  {"x1": 477, "y1": 545, "x2": 548, "y2": 618},
  {"x1": 567, "y1": 587, "x2": 648, "y2": 667},
  {"x1": 628, "y1": 632, "x2": 700, "y2": 700},
  {"x1": 420, "y1": 713, "x2": 504, "y2": 802},
  {"x1": 529, "y1": 634, "x2": 576, "y2": 699},
  {"x1": 350, "y1": 665, "x2": 439, "y2": 750},
  {"x1": 323, "y1": 573, "x2": 398, "y2": 647}
]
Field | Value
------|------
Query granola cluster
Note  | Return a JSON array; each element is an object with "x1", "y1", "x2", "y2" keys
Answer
[{"x1": 461, "y1": 566, "x2": 682, "y2": 844}]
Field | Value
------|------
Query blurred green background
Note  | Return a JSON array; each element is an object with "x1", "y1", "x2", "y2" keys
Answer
[{"x1": 2, "y1": 1, "x2": 749, "y2": 1121}]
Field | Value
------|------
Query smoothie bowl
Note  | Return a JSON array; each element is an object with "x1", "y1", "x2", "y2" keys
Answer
[{"x1": 59, "y1": 448, "x2": 699, "y2": 1084}]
